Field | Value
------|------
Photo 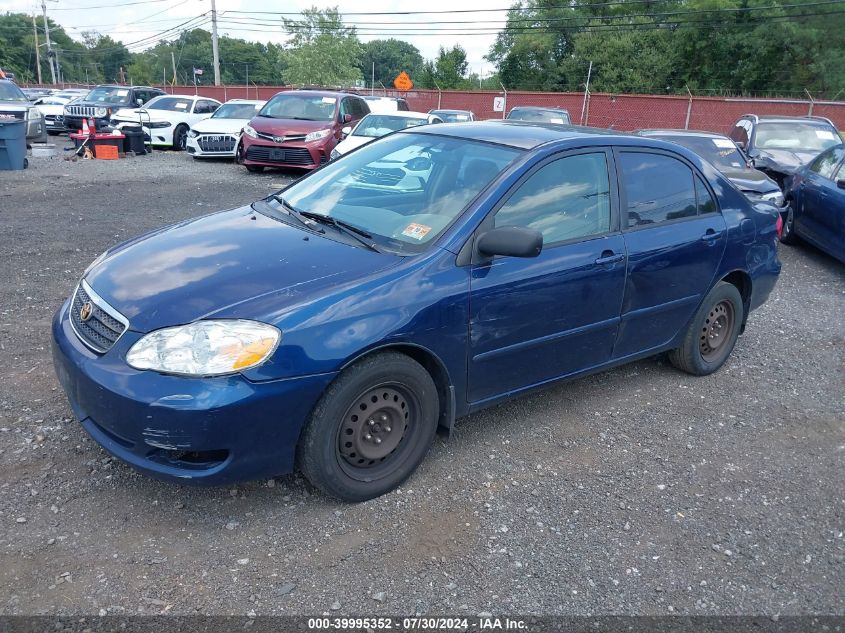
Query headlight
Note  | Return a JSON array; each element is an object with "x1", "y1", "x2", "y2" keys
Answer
[
  {"x1": 147, "y1": 121, "x2": 171, "y2": 129},
  {"x1": 243, "y1": 125, "x2": 258, "y2": 139},
  {"x1": 83, "y1": 251, "x2": 109, "y2": 277},
  {"x1": 330, "y1": 148, "x2": 340, "y2": 160},
  {"x1": 94, "y1": 107, "x2": 109, "y2": 118},
  {"x1": 188, "y1": 129, "x2": 199, "y2": 138},
  {"x1": 126, "y1": 320, "x2": 281, "y2": 377},
  {"x1": 760, "y1": 190, "x2": 785, "y2": 207},
  {"x1": 304, "y1": 128, "x2": 332, "y2": 143},
  {"x1": 27, "y1": 108, "x2": 41, "y2": 120}
]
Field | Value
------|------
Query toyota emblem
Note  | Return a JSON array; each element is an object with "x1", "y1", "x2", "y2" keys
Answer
[
  {"x1": 79, "y1": 302, "x2": 93, "y2": 321},
  {"x1": 273, "y1": 136, "x2": 286, "y2": 143}
]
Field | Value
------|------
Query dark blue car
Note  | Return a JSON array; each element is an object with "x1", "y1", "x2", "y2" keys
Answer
[
  {"x1": 781, "y1": 143, "x2": 845, "y2": 263},
  {"x1": 51, "y1": 122, "x2": 781, "y2": 501}
]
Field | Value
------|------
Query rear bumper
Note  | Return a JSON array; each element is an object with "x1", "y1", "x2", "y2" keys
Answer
[{"x1": 51, "y1": 298, "x2": 335, "y2": 486}]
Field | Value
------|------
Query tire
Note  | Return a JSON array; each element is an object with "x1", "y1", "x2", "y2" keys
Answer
[
  {"x1": 297, "y1": 352, "x2": 439, "y2": 502},
  {"x1": 779, "y1": 201, "x2": 798, "y2": 245},
  {"x1": 173, "y1": 124, "x2": 188, "y2": 151},
  {"x1": 668, "y1": 281, "x2": 744, "y2": 376},
  {"x1": 245, "y1": 164, "x2": 264, "y2": 173}
]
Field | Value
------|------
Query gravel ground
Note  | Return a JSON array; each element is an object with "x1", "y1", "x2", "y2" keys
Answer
[{"x1": 0, "y1": 143, "x2": 843, "y2": 617}]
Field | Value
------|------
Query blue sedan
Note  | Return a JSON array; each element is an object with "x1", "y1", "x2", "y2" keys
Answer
[
  {"x1": 51, "y1": 122, "x2": 781, "y2": 501},
  {"x1": 782, "y1": 143, "x2": 845, "y2": 263}
]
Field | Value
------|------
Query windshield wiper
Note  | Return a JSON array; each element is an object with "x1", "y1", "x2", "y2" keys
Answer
[
  {"x1": 296, "y1": 210, "x2": 384, "y2": 254},
  {"x1": 268, "y1": 194, "x2": 325, "y2": 233}
]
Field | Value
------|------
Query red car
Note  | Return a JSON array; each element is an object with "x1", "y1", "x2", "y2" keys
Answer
[{"x1": 239, "y1": 90, "x2": 370, "y2": 172}]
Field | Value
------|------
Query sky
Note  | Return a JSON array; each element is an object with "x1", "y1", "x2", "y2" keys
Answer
[{"x1": 0, "y1": 0, "x2": 508, "y2": 77}]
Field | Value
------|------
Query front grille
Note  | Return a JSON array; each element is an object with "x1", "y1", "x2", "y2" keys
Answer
[
  {"x1": 255, "y1": 131, "x2": 306, "y2": 143},
  {"x1": 246, "y1": 145, "x2": 314, "y2": 166},
  {"x1": 65, "y1": 104, "x2": 99, "y2": 118},
  {"x1": 0, "y1": 110, "x2": 25, "y2": 121},
  {"x1": 45, "y1": 114, "x2": 63, "y2": 122},
  {"x1": 352, "y1": 166, "x2": 405, "y2": 185},
  {"x1": 69, "y1": 283, "x2": 128, "y2": 353},
  {"x1": 197, "y1": 134, "x2": 237, "y2": 153}
]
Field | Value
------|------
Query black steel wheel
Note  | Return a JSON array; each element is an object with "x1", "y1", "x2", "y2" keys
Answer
[
  {"x1": 669, "y1": 281, "x2": 743, "y2": 376},
  {"x1": 780, "y1": 202, "x2": 798, "y2": 245},
  {"x1": 297, "y1": 352, "x2": 439, "y2": 502}
]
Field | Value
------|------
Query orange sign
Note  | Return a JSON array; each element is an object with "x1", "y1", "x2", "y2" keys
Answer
[{"x1": 393, "y1": 71, "x2": 413, "y2": 91}]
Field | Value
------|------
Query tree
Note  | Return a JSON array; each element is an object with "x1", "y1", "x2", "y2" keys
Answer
[
  {"x1": 359, "y1": 39, "x2": 424, "y2": 88},
  {"x1": 280, "y1": 7, "x2": 363, "y2": 86},
  {"x1": 433, "y1": 45, "x2": 468, "y2": 89}
]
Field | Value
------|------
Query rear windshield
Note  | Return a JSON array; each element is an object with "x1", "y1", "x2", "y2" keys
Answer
[
  {"x1": 754, "y1": 122, "x2": 842, "y2": 152},
  {"x1": 258, "y1": 94, "x2": 337, "y2": 122},
  {"x1": 212, "y1": 102, "x2": 262, "y2": 119},
  {"x1": 0, "y1": 82, "x2": 28, "y2": 102},
  {"x1": 353, "y1": 114, "x2": 429, "y2": 138},
  {"x1": 508, "y1": 108, "x2": 571, "y2": 124},
  {"x1": 432, "y1": 110, "x2": 472, "y2": 122},
  {"x1": 85, "y1": 86, "x2": 133, "y2": 104},
  {"x1": 654, "y1": 135, "x2": 746, "y2": 170}
]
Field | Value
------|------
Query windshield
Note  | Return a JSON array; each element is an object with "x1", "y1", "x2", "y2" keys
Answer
[
  {"x1": 268, "y1": 132, "x2": 521, "y2": 254},
  {"x1": 432, "y1": 110, "x2": 471, "y2": 122},
  {"x1": 508, "y1": 108, "x2": 570, "y2": 124},
  {"x1": 656, "y1": 135, "x2": 746, "y2": 170},
  {"x1": 38, "y1": 98, "x2": 70, "y2": 106},
  {"x1": 145, "y1": 96, "x2": 193, "y2": 111},
  {"x1": 258, "y1": 94, "x2": 336, "y2": 121},
  {"x1": 85, "y1": 86, "x2": 133, "y2": 104},
  {"x1": 754, "y1": 122, "x2": 842, "y2": 152},
  {"x1": 212, "y1": 102, "x2": 261, "y2": 119},
  {"x1": 353, "y1": 114, "x2": 428, "y2": 138},
  {"x1": 0, "y1": 82, "x2": 28, "y2": 102}
]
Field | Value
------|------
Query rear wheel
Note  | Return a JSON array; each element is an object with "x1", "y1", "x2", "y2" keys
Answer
[
  {"x1": 297, "y1": 352, "x2": 439, "y2": 502},
  {"x1": 780, "y1": 201, "x2": 798, "y2": 245},
  {"x1": 669, "y1": 281, "x2": 744, "y2": 376}
]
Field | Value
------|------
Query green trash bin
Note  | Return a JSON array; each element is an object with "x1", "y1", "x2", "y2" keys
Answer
[{"x1": 0, "y1": 119, "x2": 27, "y2": 170}]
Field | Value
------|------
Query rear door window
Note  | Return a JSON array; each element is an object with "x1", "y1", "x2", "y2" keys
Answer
[
  {"x1": 809, "y1": 146, "x2": 845, "y2": 180},
  {"x1": 620, "y1": 152, "x2": 697, "y2": 227}
]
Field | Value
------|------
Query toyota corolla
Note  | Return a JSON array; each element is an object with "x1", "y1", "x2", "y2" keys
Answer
[{"x1": 52, "y1": 122, "x2": 781, "y2": 501}]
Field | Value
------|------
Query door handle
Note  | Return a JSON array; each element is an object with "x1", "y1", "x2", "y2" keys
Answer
[
  {"x1": 595, "y1": 251, "x2": 624, "y2": 265},
  {"x1": 700, "y1": 229, "x2": 724, "y2": 241}
]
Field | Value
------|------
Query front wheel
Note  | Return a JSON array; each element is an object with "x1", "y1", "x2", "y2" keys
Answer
[
  {"x1": 779, "y1": 202, "x2": 798, "y2": 245},
  {"x1": 668, "y1": 281, "x2": 744, "y2": 376},
  {"x1": 173, "y1": 124, "x2": 188, "y2": 151},
  {"x1": 297, "y1": 352, "x2": 439, "y2": 502}
]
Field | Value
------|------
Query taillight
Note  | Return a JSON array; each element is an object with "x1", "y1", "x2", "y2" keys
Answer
[{"x1": 775, "y1": 214, "x2": 783, "y2": 238}]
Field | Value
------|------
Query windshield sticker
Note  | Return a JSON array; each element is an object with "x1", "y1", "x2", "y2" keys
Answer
[
  {"x1": 713, "y1": 138, "x2": 736, "y2": 149},
  {"x1": 401, "y1": 223, "x2": 432, "y2": 240},
  {"x1": 321, "y1": 97, "x2": 336, "y2": 104},
  {"x1": 455, "y1": 115, "x2": 469, "y2": 120},
  {"x1": 116, "y1": 89, "x2": 129, "y2": 97},
  {"x1": 815, "y1": 130, "x2": 836, "y2": 140},
  {"x1": 174, "y1": 102, "x2": 188, "y2": 109},
  {"x1": 550, "y1": 117, "x2": 564, "y2": 124}
]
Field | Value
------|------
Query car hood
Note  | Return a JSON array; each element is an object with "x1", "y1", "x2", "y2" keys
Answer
[
  {"x1": 0, "y1": 101, "x2": 29, "y2": 111},
  {"x1": 249, "y1": 116, "x2": 333, "y2": 136},
  {"x1": 753, "y1": 148, "x2": 820, "y2": 174},
  {"x1": 38, "y1": 104, "x2": 66, "y2": 116},
  {"x1": 334, "y1": 135, "x2": 373, "y2": 155},
  {"x1": 84, "y1": 205, "x2": 396, "y2": 332},
  {"x1": 720, "y1": 167, "x2": 780, "y2": 195},
  {"x1": 191, "y1": 117, "x2": 250, "y2": 134}
]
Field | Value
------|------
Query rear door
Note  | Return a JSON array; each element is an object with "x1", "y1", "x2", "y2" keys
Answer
[
  {"x1": 612, "y1": 150, "x2": 727, "y2": 359},
  {"x1": 467, "y1": 149, "x2": 627, "y2": 403},
  {"x1": 799, "y1": 146, "x2": 845, "y2": 247}
]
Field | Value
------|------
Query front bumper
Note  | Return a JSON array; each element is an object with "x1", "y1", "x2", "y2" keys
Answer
[
  {"x1": 241, "y1": 136, "x2": 332, "y2": 170},
  {"x1": 51, "y1": 299, "x2": 335, "y2": 486},
  {"x1": 186, "y1": 133, "x2": 238, "y2": 157}
]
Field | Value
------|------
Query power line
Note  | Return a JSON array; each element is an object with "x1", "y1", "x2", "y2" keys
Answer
[{"x1": 50, "y1": 0, "x2": 175, "y2": 10}]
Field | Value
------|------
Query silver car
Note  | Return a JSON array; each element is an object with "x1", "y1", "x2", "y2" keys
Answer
[{"x1": 0, "y1": 80, "x2": 46, "y2": 142}]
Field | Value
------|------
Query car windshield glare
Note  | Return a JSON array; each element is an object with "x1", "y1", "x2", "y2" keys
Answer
[
  {"x1": 0, "y1": 82, "x2": 28, "y2": 102},
  {"x1": 258, "y1": 94, "x2": 336, "y2": 121},
  {"x1": 433, "y1": 111, "x2": 471, "y2": 122},
  {"x1": 658, "y1": 135, "x2": 746, "y2": 170},
  {"x1": 213, "y1": 103, "x2": 260, "y2": 119},
  {"x1": 509, "y1": 109, "x2": 570, "y2": 124},
  {"x1": 273, "y1": 132, "x2": 521, "y2": 254},
  {"x1": 146, "y1": 97, "x2": 192, "y2": 111},
  {"x1": 85, "y1": 87, "x2": 132, "y2": 104},
  {"x1": 353, "y1": 115, "x2": 428, "y2": 138},
  {"x1": 754, "y1": 122, "x2": 841, "y2": 152}
]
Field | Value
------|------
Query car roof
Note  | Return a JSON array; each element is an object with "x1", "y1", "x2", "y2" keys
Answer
[
  {"x1": 410, "y1": 120, "x2": 628, "y2": 150},
  {"x1": 746, "y1": 114, "x2": 833, "y2": 124},
  {"x1": 364, "y1": 96, "x2": 405, "y2": 101},
  {"x1": 431, "y1": 109, "x2": 472, "y2": 113},
  {"x1": 511, "y1": 106, "x2": 569, "y2": 112},
  {"x1": 637, "y1": 129, "x2": 730, "y2": 139},
  {"x1": 363, "y1": 111, "x2": 431, "y2": 119},
  {"x1": 224, "y1": 99, "x2": 265, "y2": 104},
  {"x1": 280, "y1": 89, "x2": 353, "y2": 98}
]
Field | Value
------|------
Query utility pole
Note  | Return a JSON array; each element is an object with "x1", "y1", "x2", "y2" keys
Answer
[
  {"x1": 171, "y1": 51, "x2": 177, "y2": 87},
  {"x1": 210, "y1": 0, "x2": 221, "y2": 85},
  {"x1": 32, "y1": 15, "x2": 42, "y2": 84},
  {"x1": 245, "y1": 64, "x2": 249, "y2": 98},
  {"x1": 41, "y1": 0, "x2": 56, "y2": 84}
]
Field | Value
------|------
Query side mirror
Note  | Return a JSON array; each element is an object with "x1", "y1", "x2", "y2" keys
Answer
[
  {"x1": 837, "y1": 179, "x2": 845, "y2": 190},
  {"x1": 136, "y1": 98, "x2": 144, "y2": 106},
  {"x1": 341, "y1": 125, "x2": 352, "y2": 138},
  {"x1": 477, "y1": 226, "x2": 543, "y2": 259},
  {"x1": 344, "y1": 113, "x2": 353, "y2": 123},
  {"x1": 735, "y1": 140, "x2": 746, "y2": 149}
]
